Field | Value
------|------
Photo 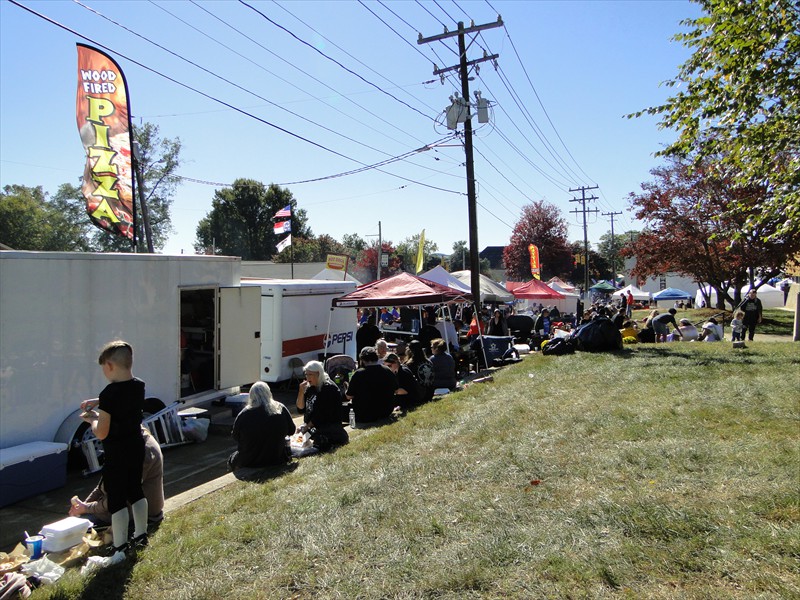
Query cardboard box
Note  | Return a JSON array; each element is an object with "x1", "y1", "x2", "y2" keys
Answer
[
  {"x1": 39, "y1": 517, "x2": 92, "y2": 553},
  {"x1": 0, "y1": 442, "x2": 68, "y2": 507}
]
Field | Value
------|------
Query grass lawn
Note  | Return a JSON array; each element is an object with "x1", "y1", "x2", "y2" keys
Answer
[{"x1": 36, "y1": 342, "x2": 799, "y2": 599}]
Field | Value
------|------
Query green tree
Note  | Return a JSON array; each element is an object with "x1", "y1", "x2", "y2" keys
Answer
[
  {"x1": 341, "y1": 233, "x2": 367, "y2": 255},
  {"x1": 631, "y1": 0, "x2": 800, "y2": 240},
  {"x1": 396, "y1": 233, "x2": 438, "y2": 274},
  {"x1": 596, "y1": 231, "x2": 633, "y2": 280},
  {"x1": 89, "y1": 122, "x2": 182, "y2": 252},
  {"x1": 195, "y1": 180, "x2": 310, "y2": 259},
  {"x1": 569, "y1": 241, "x2": 611, "y2": 285},
  {"x1": 448, "y1": 240, "x2": 469, "y2": 272},
  {"x1": 0, "y1": 184, "x2": 93, "y2": 251},
  {"x1": 273, "y1": 233, "x2": 346, "y2": 263}
]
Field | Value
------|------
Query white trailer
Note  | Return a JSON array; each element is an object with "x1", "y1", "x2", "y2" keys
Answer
[
  {"x1": 242, "y1": 278, "x2": 357, "y2": 382},
  {"x1": 0, "y1": 251, "x2": 262, "y2": 504}
]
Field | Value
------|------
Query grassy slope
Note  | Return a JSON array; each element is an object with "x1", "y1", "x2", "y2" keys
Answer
[{"x1": 39, "y1": 342, "x2": 799, "y2": 600}]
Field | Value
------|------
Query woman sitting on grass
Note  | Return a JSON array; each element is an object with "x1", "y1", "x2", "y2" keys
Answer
[
  {"x1": 429, "y1": 338, "x2": 457, "y2": 391},
  {"x1": 297, "y1": 361, "x2": 348, "y2": 451},
  {"x1": 404, "y1": 340, "x2": 435, "y2": 405},
  {"x1": 228, "y1": 381, "x2": 294, "y2": 471}
]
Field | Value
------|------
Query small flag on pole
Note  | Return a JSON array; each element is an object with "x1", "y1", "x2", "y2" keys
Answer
[
  {"x1": 274, "y1": 220, "x2": 291, "y2": 234},
  {"x1": 276, "y1": 234, "x2": 292, "y2": 252},
  {"x1": 273, "y1": 205, "x2": 291, "y2": 219}
]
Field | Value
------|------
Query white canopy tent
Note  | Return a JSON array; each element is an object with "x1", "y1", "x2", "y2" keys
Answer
[
  {"x1": 546, "y1": 282, "x2": 580, "y2": 314},
  {"x1": 312, "y1": 268, "x2": 361, "y2": 284},
  {"x1": 420, "y1": 265, "x2": 472, "y2": 294},
  {"x1": 450, "y1": 270, "x2": 514, "y2": 303},
  {"x1": 612, "y1": 284, "x2": 651, "y2": 302},
  {"x1": 695, "y1": 283, "x2": 785, "y2": 309}
]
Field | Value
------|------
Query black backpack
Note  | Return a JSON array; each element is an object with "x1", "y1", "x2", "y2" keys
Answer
[
  {"x1": 572, "y1": 317, "x2": 623, "y2": 352},
  {"x1": 542, "y1": 337, "x2": 575, "y2": 356}
]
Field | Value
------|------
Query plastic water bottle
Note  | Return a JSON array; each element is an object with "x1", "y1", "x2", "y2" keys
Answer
[{"x1": 349, "y1": 408, "x2": 356, "y2": 429}]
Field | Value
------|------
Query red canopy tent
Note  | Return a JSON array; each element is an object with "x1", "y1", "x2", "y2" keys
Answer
[
  {"x1": 332, "y1": 272, "x2": 471, "y2": 308},
  {"x1": 507, "y1": 279, "x2": 565, "y2": 300}
]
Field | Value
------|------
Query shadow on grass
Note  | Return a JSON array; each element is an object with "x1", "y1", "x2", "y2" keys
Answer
[
  {"x1": 79, "y1": 552, "x2": 137, "y2": 600},
  {"x1": 620, "y1": 345, "x2": 764, "y2": 365},
  {"x1": 232, "y1": 461, "x2": 298, "y2": 483}
]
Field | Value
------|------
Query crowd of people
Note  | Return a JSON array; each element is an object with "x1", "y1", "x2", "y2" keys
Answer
[
  {"x1": 227, "y1": 328, "x2": 464, "y2": 471},
  {"x1": 67, "y1": 288, "x2": 767, "y2": 563}
]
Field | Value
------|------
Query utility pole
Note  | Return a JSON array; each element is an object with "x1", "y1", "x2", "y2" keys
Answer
[
  {"x1": 570, "y1": 185, "x2": 599, "y2": 302},
  {"x1": 377, "y1": 221, "x2": 382, "y2": 280},
  {"x1": 367, "y1": 222, "x2": 382, "y2": 281},
  {"x1": 419, "y1": 17, "x2": 502, "y2": 307},
  {"x1": 602, "y1": 210, "x2": 622, "y2": 285},
  {"x1": 132, "y1": 142, "x2": 154, "y2": 253}
]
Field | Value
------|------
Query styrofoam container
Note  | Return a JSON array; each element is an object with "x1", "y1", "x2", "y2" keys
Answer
[{"x1": 39, "y1": 516, "x2": 92, "y2": 553}]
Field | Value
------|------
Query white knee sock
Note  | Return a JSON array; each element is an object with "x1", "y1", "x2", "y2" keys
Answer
[
  {"x1": 131, "y1": 497, "x2": 149, "y2": 538},
  {"x1": 111, "y1": 508, "x2": 130, "y2": 550}
]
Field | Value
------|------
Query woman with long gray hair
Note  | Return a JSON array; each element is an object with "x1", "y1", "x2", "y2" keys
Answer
[
  {"x1": 296, "y1": 360, "x2": 348, "y2": 451},
  {"x1": 228, "y1": 381, "x2": 294, "y2": 470}
]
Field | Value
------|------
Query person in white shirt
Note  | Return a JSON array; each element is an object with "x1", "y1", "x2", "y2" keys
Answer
[
  {"x1": 699, "y1": 318, "x2": 723, "y2": 341},
  {"x1": 677, "y1": 318, "x2": 699, "y2": 341}
]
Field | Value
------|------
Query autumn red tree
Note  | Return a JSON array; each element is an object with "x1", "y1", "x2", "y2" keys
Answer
[
  {"x1": 624, "y1": 155, "x2": 799, "y2": 307},
  {"x1": 503, "y1": 200, "x2": 574, "y2": 281},
  {"x1": 353, "y1": 241, "x2": 402, "y2": 283}
]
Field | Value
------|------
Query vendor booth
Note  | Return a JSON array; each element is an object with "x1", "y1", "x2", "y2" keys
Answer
[
  {"x1": 613, "y1": 284, "x2": 651, "y2": 302},
  {"x1": 450, "y1": 270, "x2": 514, "y2": 304},
  {"x1": 507, "y1": 279, "x2": 572, "y2": 314},
  {"x1": 653, "y1": 287, "x2": 692, "y2": 305}
]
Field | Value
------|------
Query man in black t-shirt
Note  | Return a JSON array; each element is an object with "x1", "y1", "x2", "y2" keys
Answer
[
  {"x1": 346, "y1": 346, "x2": 397, "y2": 424},
  {"x1": 382, "y1": 352, "x2": 418, "y2": 412},
  {"x1": 738, "y1": 289, "x2": 763, "y2": 341}
]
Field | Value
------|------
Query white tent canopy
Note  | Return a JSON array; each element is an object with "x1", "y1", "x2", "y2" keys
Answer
[
  {"x1": 420, "y1": 265, "x2": 472, "y2": 294},
  {"x1": 613, "y1": 284, "x2": 651, "y2": 301},
  {"x1": 450, "y1": 270, "x2": 514, "y2": 303},
  {"x1": 312, "y1": 268, "x2": 361, "y2": 284},
  {"x1": 695, "y1": 283, "x2": 785, "y2": 309},
  {"x1": 546, "y1": 282, "x2": 580, "y2": 315}
]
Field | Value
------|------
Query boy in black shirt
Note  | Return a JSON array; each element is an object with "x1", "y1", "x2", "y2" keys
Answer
[{"x1": 80, "y1": 340, "x2": 148, "y2": 556}]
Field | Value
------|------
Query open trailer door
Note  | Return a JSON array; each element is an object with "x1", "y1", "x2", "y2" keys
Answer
[{"x1": 218, "y1": 286, "x2": 261, "y2": 389}]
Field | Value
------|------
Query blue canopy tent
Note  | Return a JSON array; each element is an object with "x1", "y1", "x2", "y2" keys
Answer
[{"x1": 652, "y1": 287, "x2": 692, "y2": 304}]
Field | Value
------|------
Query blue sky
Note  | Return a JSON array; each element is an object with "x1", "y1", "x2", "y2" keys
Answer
[{"x1": 0, "y1": 0, "x2": 700, "y2": 256}]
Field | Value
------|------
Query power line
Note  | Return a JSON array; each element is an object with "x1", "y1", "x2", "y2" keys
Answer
[
  {"x1": 183, "y1": 0, "x2": 429, "y2": 148},
  {"x1": 8, "y1": 0, "x2": 463, "y2": 196},
  {"x1": 366, "y1": 0, "x2": 461, "y2": 95},
  {"x1": 273, "y1": 0, "x2": 441, "y2": 117},
  {"x1": 239, "y1": 0, "x2": 433, "y2": 121}
]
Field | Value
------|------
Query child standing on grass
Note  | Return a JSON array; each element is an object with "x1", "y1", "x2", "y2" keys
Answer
[
  {"x1": 730, "y1": 310, "x2": 745, "y2": 342},
  {"x1": 80, "y1": 341, "x2": 148, "y2": 557}
]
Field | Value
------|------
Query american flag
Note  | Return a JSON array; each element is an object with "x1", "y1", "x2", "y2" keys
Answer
[
  {"x1": 274, "y1": 220, "x2": 291, "y2": 234},
  {"x1": 273, "y1": 205, "x2": 291, "y2": 219}
]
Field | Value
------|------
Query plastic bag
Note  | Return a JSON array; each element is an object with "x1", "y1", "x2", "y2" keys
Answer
[
  {"x1": 181, "y1": 417, "x2": 209, "y2": 442},
  {"x1": 20, "y1": 556, "x2": 64, "y2": 585}
]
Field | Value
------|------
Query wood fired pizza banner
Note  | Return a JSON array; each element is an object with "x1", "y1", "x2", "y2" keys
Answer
[
  {"x1": 528, "y1": 244, "x2": 541, "y2": 280},
  {"x1": 76, "y1": 44, "x2": 135, "y2": 241}
]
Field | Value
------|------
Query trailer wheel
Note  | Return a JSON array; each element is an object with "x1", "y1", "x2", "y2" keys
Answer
[
  {"x1": 143, "y1": 397, "x2": 166, "y2": 417},
  {"x1": 67, "y1": 422, "x2": 100, "y2": 470}
]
